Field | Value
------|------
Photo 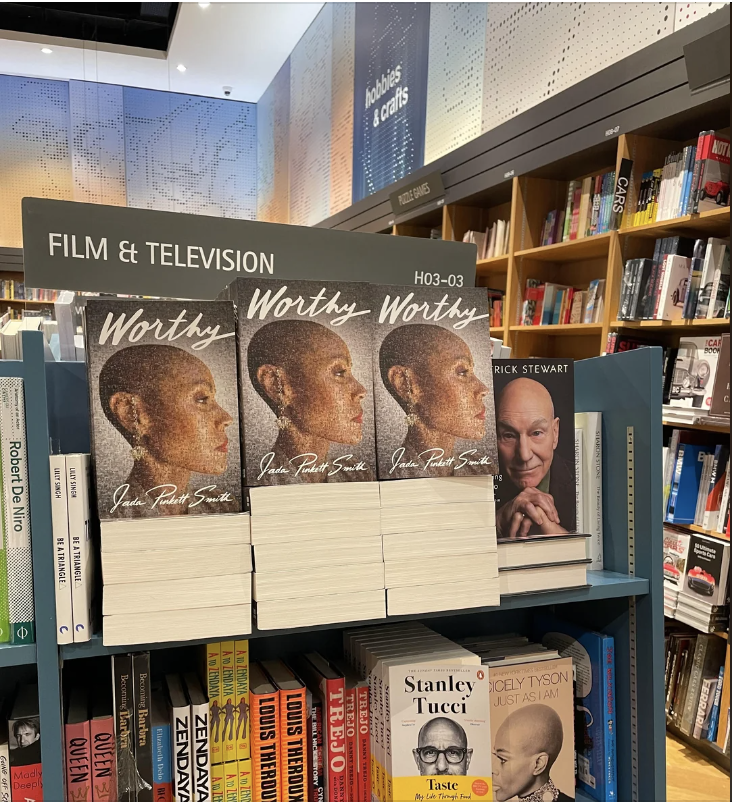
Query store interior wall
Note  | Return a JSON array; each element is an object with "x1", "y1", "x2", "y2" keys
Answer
[{"x1": 0, "y1": 2, "x2": 725, "y2": 249}]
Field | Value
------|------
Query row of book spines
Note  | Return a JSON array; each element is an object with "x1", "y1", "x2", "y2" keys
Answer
[
  {"x1": 0, "y1": 281, "x2": 57, "y2": 303},
  {"x1": 486, "y1": 292, "x2": 503, "y2": 327},
  {"x1": 541, "y1": 171, "x2": 616, "y2": 245},
  {"x1": 206, "y1": 641, "x2": 250, "y2": 766},
  {"x1": 64, "y1": 716, "x2": 117, "y2": 802},
  {"x1": 690, "y1": 450, "x2": 730, "y2": 534},
  {"x1": 522, "y1": 279, "x2": 604, "y2": 326},
  {"x1": 211, "y1": 760, "x2": 252, "y2": 802}
]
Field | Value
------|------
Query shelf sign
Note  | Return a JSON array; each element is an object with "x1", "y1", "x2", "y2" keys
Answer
[{"x1": 389, "y1": 171, "x2": 445, "y2": 216}]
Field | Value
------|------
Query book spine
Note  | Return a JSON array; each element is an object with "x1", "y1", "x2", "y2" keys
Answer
[
  {"x1": 151, "y1": 721, "x2": 172, "y2": 802},
  {"x1": 279, "y1": 685, "x2": 307, "y2": 802},
  {"x1": 702, "y1": 452, "x2": 725, "y2": 530},
  {"x1": 65, "y1": 719, "x2": 92, "y2": 802},
  {"x1": 9, "y1": 755, "x2": 41, "y2": 802},
  {"x1": 602, "y1": 638, "x2": 617, "y2": 802},
  {"x1": 0, "y1": 378, "x2": 34, "y2": 644},
  {"x1": 693, "y1": 677, "x2": 719, "y2": 739},
  {"x1": 707, "y1": 665, "x2": 725, "y2": 743},
  {"x1": 612, "y1": 158, "x2": 633, "y2": 229},
  {"x1": 133, "y1": 653, "x2": 153, "y2": 802},
  {"x1": 90, "y1": 716, "x2": 118, "y2": 802},
  {"x1": 692, "y1": 132, "x2": 712, "y2": 213},
  {"x1": 344, "y1": 688, "x2": 357, "y2": 802},
  {"x1": 588, "y1": 413, "x2": 603, "y2": 569},
  {"x1": 113, "y1": 654, "x2": 135, "y2": 802},
  {"x1": 252, "y1": 688, "x2": 280, "y2": 802},
  {"x1": 238, "y1": 760, "x2": 253, "y2": 802},
  {"x1": 0, "y1": 740, "x2": 9, "y2": 802},
  {"x1": 190, "y1": 698, "x2": 210, "y2": 802},
  {"x1": 234, "y1": 640, "x2": 251, "y2": 761},
  {"x1": 206, "y1": 642, "x2": 223, "y2": 766},
  {"x1": 223, "y1": 765, "x2": 237, "y2": 802},
  {"x1": 562, "y1": 182, "x2": 575, "y2": 241},
  {"x1": 680, "y1": 637, "x2": 708, "y2": 735},
  {"x1": 49, "y1": 454, "x2": 72, "y2": 644},
  {"x1": 211, "y1": 764, "x2": 224, "y2": 802},
  {"x1": 311, "y1": 698, "x2": 325, "y2": 802},
  {"x1": 323, "y1": 677, "x2": 347, "y2": 802},
  {"x1": 171, "y1": 699, "x2": 193, "y2": 802},
  {"x1": 220, "y1": 642, "x2": 237, "y2": 764},
  {"x1": 357, "y1": 686, "x2": 370, "y2": 802},
  {"x1": 686, "y1": 132, "x2": 706, "y2": 214},
  {"x1": 67, "y1": 454, "x2": 92, "y2": 643}
]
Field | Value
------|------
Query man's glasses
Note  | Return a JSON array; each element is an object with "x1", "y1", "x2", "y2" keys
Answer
[{"x1": 415, "y1": 747, "x2": 467, "y2": 764}]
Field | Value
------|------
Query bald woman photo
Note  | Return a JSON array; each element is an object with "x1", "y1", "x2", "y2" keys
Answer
[
  {"x1": 413, "y1": 717, "x2": 473, "y2": 776},
  {"x1": 494, "y1": 375, "x2": 575, "y2": 539},
  {"x1": 492, "y1": 704, "x2": 572, "y2": 802}
]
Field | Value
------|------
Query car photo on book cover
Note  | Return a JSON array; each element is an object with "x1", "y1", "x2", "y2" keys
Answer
[{"x1": 84, "y1": 300, "x2": 243, "y2": 519}]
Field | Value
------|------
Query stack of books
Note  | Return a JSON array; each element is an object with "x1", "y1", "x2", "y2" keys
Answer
[
  {"x1": 463, "y1": 219, "x2": 510, "y2": 259},
  {"x1": 540, "y1": 170, "x2": 617, "y2": 245},
  {"x1": 675, "y1": 533, "x2": 730, "y2": 634},
  {"x1": 486, "y1": 288, "x2": 503, "y2": 327},
  {"x1": 249, "y1": 483, "x2": 386, "y2": 630},
  {"x1": 379, "y1": 477, "x2": 499, "y2": 616},
  {"x1": 521, "y1": 278, "x2": 605, "y2": 326},
  {"x1": 663, "y1": 525, "x2": 691, "y2": 618}
]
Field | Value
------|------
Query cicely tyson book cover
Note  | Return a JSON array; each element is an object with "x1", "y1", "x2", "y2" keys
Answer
[
  {"x1": 222, "y1": 278, "x2": 376, "y2": 486},
  {"x1": 492, "y1": 359, "x2": 576, "y2": 541},
  {"x1": 84, "y1": 299, "x2": 243, "y2": 519},
  {"x1": 371, "y1": 285, "x2": 498, "y2": 480}
]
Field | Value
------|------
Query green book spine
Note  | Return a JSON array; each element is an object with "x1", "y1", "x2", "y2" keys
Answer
[
  {"x1": 0, "y1": 378, "x2": 34, "y2": 644},
  {"x1": 0, "y1": 438, "x2": 9, "y2": 642}
]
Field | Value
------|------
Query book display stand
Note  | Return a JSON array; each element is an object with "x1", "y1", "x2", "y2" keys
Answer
[{"x1": 0, "y1": 332, "x2": 665, "y2": 801}]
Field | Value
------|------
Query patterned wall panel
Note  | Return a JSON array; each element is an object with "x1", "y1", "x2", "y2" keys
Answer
[
  {"x1": 69, "y1": 80, "x2": 126, "y2": 206},
  {"x1": 289, "y1": 5, "x2": 333, "y2": 227},
  {"x1": 675, "y1": 2, "x2": 727, "y2": 29},
  {"x1": 124, "y1": 87, "x2": 257, "y2": 219},
  {"x1": 0, "y1": 75, "x2": 73, "y2": 248},
  {"x1": 330, "y1": 2, "x2": 356, "y2": 217},
  {"x1": 482, "y1": 2, "x2": 674, "y2": 134},
  {"x1": 257, "y1": 59, "x2": 291, "y2": 224},
  {"x1": 424, "y1": 2, "x2": 487, "y2": 165}
]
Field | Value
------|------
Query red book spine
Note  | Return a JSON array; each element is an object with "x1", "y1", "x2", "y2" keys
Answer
[
  {"x1": 344, "y1": 689, "x2": 357, "y2": 801},
  {"x1": 532, "y1": 285, "x2": 546, "y2": 326},
  {"x1": 569, "y1": 186, "x2": 582, "y2": 239},
  {"x1": 693, "y1": 132, "x2": 713, "y2": 212},
  {"x1": 65, "y1": 720, "x2": 92, "y2": 802},
  {"x1": 322, "y1": 677, "x2": 347, "y2": 802},
  {"x1": 356, "y1": 686, "x2": 370, "y2": 802},
  {"x1": 10, "y1": 765, "x2": 42, "y2": 802},
  {"x1": 90, "y1": 716, "x2": 118, "y2": 802}
]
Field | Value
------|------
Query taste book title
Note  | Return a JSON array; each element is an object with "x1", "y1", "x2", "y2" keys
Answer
[
  {"x1": 221, "y1": 278, "x2": 377, "y2": 486},
  {"x1": 84, "y1": 299, "x2": 243, "y2": 518}
]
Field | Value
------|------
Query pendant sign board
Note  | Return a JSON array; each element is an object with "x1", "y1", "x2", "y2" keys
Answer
[
  {"x1": 389, "y1": 171, "x2": 445, "y2": 217},
  {"x1": 21, "y1": 198, "x2": 476, "y2": 298}
]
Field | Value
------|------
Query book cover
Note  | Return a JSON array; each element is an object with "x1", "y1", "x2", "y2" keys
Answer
[
  {"x1": 663, "y1": 528, "x2": 691, "y2": 587},
  {"x1": 681, "y1": 534, "x2": 731, "y2": 607},
  {"x1": 166, "y1": 674, "x2": 193, "y2": 802},
  {"x1": 83, "y1": 299, "x2": 242, "y2": 518},
  {"x1": 493, "y1": 360, "x2": 576, "y2": 540},
  {"x1": 679, "y1": 635, "x2": 726, "y2": 736},
  {"x1": 0, "y1": 727, "x2": 9, "y2": 802},
  {"x1": 90, "y1": 695, "x2": 118, "y2": 802},
  {"x1": 710, "y1": 333, "x2": 730, "y2": 417},
  {"x1": 133, "y1": 653, "x2": 153, "y2": 802},
  {"x1": 668, "y1": 336, "x2": 722, "y2": 411},
  {"x1": 250, "y1": 662, "x2": 281, "y2": 802},
  {"x1": 489, "y1": 657, "x2": 575, "y2": 802},
  {"x1": 49, "y1": 454, "x2": 72, "y2": 644},
  {"x1": 0, "y1": 378, "x2": 34, "y2": 644},
  {"x1": 693, "y1": 676, "x2": 720, "y2": 740},
  {"x1": 112, "y1": 654, "x2": 135, "y2": 802},
  {"x1": 234, "y1": 640, "x2": 251, "y2": 762},
  {"x1": 183, "y1": 673, "x2": 210, "y2": 802},
  {"x1": 388, "y1": 662, "x2": 491, "y2": 801},
  {"x1": 697, "y1": 134, "x2": 730, "y2": 213},
  {"x1": 66, "y1": 453, "x2": 93, "y2": 643},
  {"x1": 65, "y1": 687, "x2": 92, "y2": 802},
  {"x1": 220, "y1": 642, "x2": 237, "y2": 764},
  {"x1": 666, "y1": 444, "x2": 713, "y2": 524},
  {"x1": 702, "y1": 446, "x2": 729, "y2": 531},
  {"x1": 150, "y1": 690, "x2": 172, "y2": 802},
  {"x1": 222, "y1": 277, "x2": 376, "y2": 486},
  {"x1": 535, "y1": 617, "x2": 617, "y2": 802},
  {"x1": 206, "y1": 642, "x2": 224, "y2": 766},
  {"x1": 575, "y1": 412, "x2": 603, "y2": 569},
  {"x1": 695, "y1": 238, "x2": 728, "y2": 319},
  {"x1": 371, "y1": 284, "x2": 498, "y2": 480},
  {"x1": 707, "y1": 240, "x2": 730, "y2": 319},
  {"x1": 8, "y1": 685, "x2": 42, "y2": 802}
]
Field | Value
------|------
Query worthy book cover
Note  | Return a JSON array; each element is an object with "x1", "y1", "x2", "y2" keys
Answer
[
  {"x1": 84, "y1": 300, "x2": 242, "y2": 519},
  {"x1": 371, "y1": 285, "x2": 498, "y2": 480},
  {"x1": 222, "y1": 278, "x2": 376, "y2": 486},
  {"x1": 492, "y1": 359, "x2": 576, "y2": 541}
]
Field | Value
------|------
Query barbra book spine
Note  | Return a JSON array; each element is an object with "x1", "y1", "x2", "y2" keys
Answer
[
  {"x1": 66, "y1": 453, "x2": 93, "y2": 643},
  {"x1": 65, "y1": 715, "x2": 92, "y2": 802},
  {"x1": 356, "y1": 685, "x2": 370, "y2": 802},
  {"x1": 206, "y1": 642, "x2": 223, "y2": 766},
  {"x1": 0, "y1": 378, "x2": 34, "y2": 644},
  {"x1": 133, "y1": 652, "x2": 153, "y2": 802},
  {"x1": 112, "y1": 654, "x2": 135, "y2": 802},
  {"x1": 251, "y1": 683, "x2": 280, "y2": 802},
  {"x1": 220, "y1": 641, "x2": 237, "y2": 763},
  {"x1": 234, "y1": 640, "x2": 251, "y2": 761},
  {"x1": 49, "y1": 454, "x2": 72, "y2": 644},
  {"x1": 90, "y1": 714, "x2": 117, "y2": 802},
  {"x1": 344, "y1": 688, "x2": 357, "y2": 802},
  {"x1": 279, "y1": 683, "x2": 307, "y2": 802}
]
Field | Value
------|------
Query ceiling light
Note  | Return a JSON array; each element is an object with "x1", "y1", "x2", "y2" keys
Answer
[
  {"x1": 41, "y1": 47, "x2": 53, "y2": 54},
  {"x1": 176, "y1": 64, "x2": 187, "y2": 73}
]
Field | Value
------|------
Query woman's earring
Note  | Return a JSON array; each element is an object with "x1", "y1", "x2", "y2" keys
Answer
[
  {"x1": 130, "y1": 400, "x2": 148, "y2": 460},
  {"x1": 275, "y1": 369, "x2": 292, "y2": 431},
  {"x1": 404, "y1": 376, "x2": 419, "y2": 427}
]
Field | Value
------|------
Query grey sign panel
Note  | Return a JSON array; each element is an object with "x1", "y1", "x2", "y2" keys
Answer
[
  {"x1": 389, "y1": 171, "x2": 445, "y2": 216},
  {"x1": 22, "y1": 198, "x2": 476, "y2": 299}
]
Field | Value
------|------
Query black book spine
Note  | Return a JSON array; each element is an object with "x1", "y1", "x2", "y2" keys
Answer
[
  {"x1": 611, "y1": 158, "x2": 633, "y2": 229},
  {"x1": 311, "y1": 697, "x2": 324, "y2": 802},
  {"x1": 133, "y1": 652, "x2": 154, "y2": 802},
  {"x1": 113, "y1": 654, "x2": 135, "y2": 802}
]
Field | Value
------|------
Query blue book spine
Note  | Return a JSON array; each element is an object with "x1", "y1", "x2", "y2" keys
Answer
[
  {"x1": 602, "y1": 638, "x2": 617, "y2": 802},
  {"x1": 552, "y1": 290, "x2": 564, "y2": 325},
  {"x1": 152, "y1": 721, "x2": 172, "y2": 788},
  {"x1": 706, "y1": 665, "x2": 725, "y2": 742},
  {"x1": 597, "y1": 175, "x2": 608, "y2": 234},
  {"x1": 680, "y1": 146, "x2": 697, "y2": 216},
  {"x1": 667, "y1": 444, "x2": 712, "y2": 523}
]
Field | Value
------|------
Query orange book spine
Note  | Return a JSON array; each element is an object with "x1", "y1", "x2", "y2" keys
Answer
[
  {"x1": 252, "y1": 685, "x2": 281, "y2": 802},
  {"x1": 280, "y1": 684, "x2": 309, "y2": 802}
]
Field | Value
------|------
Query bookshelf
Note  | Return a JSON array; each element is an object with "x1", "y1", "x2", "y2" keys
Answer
[{"x1": 0, "y1": 332, "x2": 665, "y2": 801}]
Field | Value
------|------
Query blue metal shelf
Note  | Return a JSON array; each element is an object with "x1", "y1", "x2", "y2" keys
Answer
[{"x1": 0, "y1": 642, "x2": 36, "y2": 667}]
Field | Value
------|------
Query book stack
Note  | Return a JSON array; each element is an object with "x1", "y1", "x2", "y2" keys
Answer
[
  {"x1": 486, "y1": 288, "x2": 503, "y2": 327},
  {"x1": 616, "y1": 236, "x2": 730, "y2": 322},
  {"x1": 676, "y1": 533, "x2": 730, "y2": 635},
  {"x1": 463, "y1": 219, "x2": 510, "y2": 259},
  {"x1": 540, "y1": 170, "x2": 617, "y2": 245},
  {"x1": 663, "y1": 526, "x2": 691, "y2": 618},
  {"x1": 521, "y1": 278, "x2": 605, "y2": 326},
  {"x1": 249, "y1": 483, "x2": 386, "y2": 630},
  {"x1": 379, "y1": 477, "x2": 499, "y2": 616}
]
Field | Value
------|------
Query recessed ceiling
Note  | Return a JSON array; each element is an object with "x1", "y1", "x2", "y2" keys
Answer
[{"x1": 0, "y1": 2, "x2": 324, "y2": 101}]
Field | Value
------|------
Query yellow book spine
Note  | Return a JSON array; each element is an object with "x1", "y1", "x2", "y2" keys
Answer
[
  {"x1": 234, "y1": 640, "x2": 251, "y2": 761},
  {"x1": 224, "y1": 762, "x2": 238, "y2": 802},
  {"x1": 212, "y1": 763, "x2": 225, "y2": 802},
  {"x1": 208, "y1": 642, "x2": 224, "y2": 765},
  {"x1": 238, "y1": 759, "x2": 253, "y2": 802},
  {"x1": 221, "y1": 640, "x2": 237, "y2": 763}
]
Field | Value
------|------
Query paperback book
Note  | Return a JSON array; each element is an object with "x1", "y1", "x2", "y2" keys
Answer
[
  {"x1": 221, "y1": 278, "x2": 376, "y2": 486},
  {"x1": 370, "y1": 285, "x2": 498, "y2": 479},
  {"x1": 84, "y1": 300, "x2": 243, "y2": 518}
]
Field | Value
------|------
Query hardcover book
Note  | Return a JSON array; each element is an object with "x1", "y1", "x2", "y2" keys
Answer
[
  {"x1": 84, "y1": 299, "x2": 242, "y2": 518},
  {"x1": 222, "y1": 278, "x2": 376, "y2": 486},
  {"x1": 668, "y1": 336, "x2": 722, "y2": 411},
  {"x1": 663, "y1": 528, "x2": 691, "y2": 587},
  {"x1": 680, "y1": 534, "x2": 730, "y2": 607},
  {"x1": 8, "y1": 685, "x2": 42, "y2": 802},
  {"x1": 710, "y1": 334, "x2": 730, "y2": 418},
  {"x1": 492, "y1": 360, "x2": 576, "y2": 540},
  {"x1": 371, "y1": 285, "x2": 498, "y2": 480}
]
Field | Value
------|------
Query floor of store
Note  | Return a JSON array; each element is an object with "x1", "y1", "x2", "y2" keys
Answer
[{"x1": 667, "y1": 735, "x2": 730, "y2": 801}]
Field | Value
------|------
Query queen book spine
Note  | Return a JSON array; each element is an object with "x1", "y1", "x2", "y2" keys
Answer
[
  {"x1": 90, "y1": 715, "x2": 117, "y2": 802},
  {"x1": 49, "y1": 454, "x2": 72, "y2": 644},
  {"x1": 65, "y1": 717, "x2": 92, "y2": 802}
]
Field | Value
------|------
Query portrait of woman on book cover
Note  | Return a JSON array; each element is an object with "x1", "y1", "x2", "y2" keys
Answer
[
  {"x1": 373, "y1": 299, "x2": 499, "y2": 480},
  {"x1": 86, "y1": 301, "x2": 243, "y2": 519}
]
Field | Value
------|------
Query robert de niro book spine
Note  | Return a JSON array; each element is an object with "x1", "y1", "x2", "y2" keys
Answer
[
  {"x1": 84, "y1": 300, "x2": 243, "y2": 519},
  {"x1": 370, "y1": 285, "x2": 498, "y2": 480},
  {"x1": 221, "y1": 278, "x2": 377, "y2": 486}
]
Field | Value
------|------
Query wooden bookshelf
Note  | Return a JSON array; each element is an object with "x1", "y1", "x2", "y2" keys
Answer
[
  {"x1": 514, "y1": 231, "x2": 612, "y2": 263},
  {"x1": 476, "y1": 254, "x2": 509, "y2": 276},
  {"x1": 0, "y1": 298, "x2": 55, "y2": 306},
  {"x1": 618, "y1": 206, "x2": 731, "y2": 239},
  {"x1": 611, "y1": 318, "x2": 731, "y2": 329},
  {"x1": 509, "y1": 322, "x2": 603, "y2": 336},
  {"x1": 662, "y1": 419, "x2": 730, "y2": 433}
]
